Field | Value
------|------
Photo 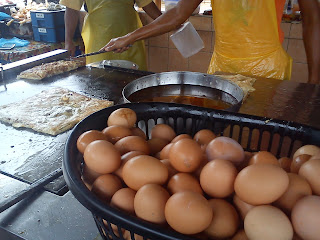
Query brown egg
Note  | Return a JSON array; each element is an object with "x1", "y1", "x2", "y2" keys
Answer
[
  {"x1": 248, "y1": 151, "x2": 280, "y2": 166},
  {"x1": 204, "y1": 198, "x2": 239, "y2": 239},
  {"x1": 171, "y1": 134, "x2": 192, "y2": 143},
  {"x1": 234, "y1": 164, "x2": 289, "y2": 205},
  {"x1": 290, "y1": 154, "x2": 311, "y2": 173},
  {"x1": 91, "y1": 174, "x2": 122, "y2": 201},
  {"x1": 147, "y1": 138, "x2": 170, "y2": 156},
  {"x1": 114, "y1": 136, "x2": 150, "y2": 155},
  {"x1": 299, "y1": 159, "x2": 320, "y2": 195},
  {"x1": 84, "y1": 140, "x2": 121, "y2": 174},
  {"x1": 233, "y1": 194, "x2": 255, "y2": 220},
  {"x1": 167, "y1": 173, "x2": 203, "y2": 195},
  {"x1": 102, "y1": 125, "x2": 133, "y2": 144},
  {"x1": 231, "y1": 229, "x2": 249, "y2": 240},
  {"x1": 206, "y1": 136, "x2": 245, "y2": 165},
  {"x1": 159, "y1": 143, "x2": 174, "y2": 160},
  {"x1": 291, "y1": 195, "x2": 320, "y2": 240},
  {"x1": 107, "y1": 108, "x2": 137, "y2": 128},
  {"x1": 293, "y1": 144, "x2": 320, "y2": 159},
  {"x1": 114, "y1": 151, "x2": 145, "y2": 179},
  {"x1": 77, "y1": 130, "x2": 109, "y2": 154},
  {"x1": 130, "y1": 127, "x2": 147, "y2": 140},
  {"x1": 274, "y1": 173, "x2": 312, "y2": 214},
  {"x1": 82, "y1": 163, "x2": 102, "y2": 187},
  {"x1": 193, "y1": 129, "x2": 216, "y2": 147},
  {"x1": 200, "y1": 159, "x2": 237, "y2": 198},
  {"x1": 160, "y1": 159, "x2": 178, "y2": 180},
  {"x1": 122, "y1": 155, "x2": 168, "y2": 190},
  {"x1": 150, "y1": 124, "x2": 176, "y2": 142},
  {"x1": 164, "y1": 191, "x2": 213, "y2": 235},
  {"x1": 110, "y1": 188, "x2": 136, "y2": 215},
  {"x1": 244, "y1": 205, "x2": 293, "y2": 240},
  {"x1": 169, "y1": 138, "x2": 203, "y2": 172},
  {"x1": 134, "y1": 184, "x2": 170, "y2": 224},
  {"x1": 278, "y1": 157, "x2": 292, "y2": 172}
]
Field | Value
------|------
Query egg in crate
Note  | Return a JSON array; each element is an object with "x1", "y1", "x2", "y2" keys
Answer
[
  {"x1": 167, "y1": 173, "x2": 203, "y2": 195},
  {"x1": 274, "y1": 173, "x2": 312, "y2": 215},
  {"x1": 168, "y1": 138, "x2": 203, "y2": 172},
  {"x1": 102, "y1": 125, "x2": 133, "y2": 144},
  {"x1": 83, "y1": 140, "x2": 121, "y2": 174},
  {"x1": 114, "y1": 151, "x2": 145, "y2": 179},
  {"x1": 114, "y1": 136, "x2": 150, "y2": 155},
  {"x1": 206, "y1": 136, "x2": 245, "y2": 166},
  {"x1": 293, "y1": 144, "x2": 320, "y2": 159},
  {"x1": 110, "y1": 188, "x2": 136, "y2": 215},
  {"x1": 150, "y1": 123, "x2": 176, "y2": 142},
  {"x1": 234, "y1": 164, "x2": 289, "y2": 205},
  {"x1": 122, "y1": 155, "x2": 168, "y2": 190},
  {"x1": 291, "y1": 195, "x2": 320, "y2": 240},
  {"x1": 171, "y1": 134, "x2": 192, "y2": 143},
  {"x1": 298, "y1": 158, "x2": 320, "y2": 195},
  {"x1": 77, "y1": 129, "x2": 109, "y2": 154},
  {"x1": 107, "y1": 107, "x2": 137, "y2": 128},
  {"x1": 70, "y1": 106, "x2": 320, "y2": 240},
  {"x1": 244, "y1": 205, "x2": 293, "y2": 240},
  {"x1": 134, "y1": 184, "x2": 170, "y2": 224},
  {"x1": 204, "y1": 199, "x2": 239, "y2": 239},
  {"x1": 164, "y1": 191, "x2": 213, "y2": 235},
  {"x1": 248, "y1": 151, "x2": 280, "y2": 166}
]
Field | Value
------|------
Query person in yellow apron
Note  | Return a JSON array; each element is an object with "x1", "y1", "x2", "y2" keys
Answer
[
  {"x1": 207, "y1": 0, "x2": 292, "y2": 80},
  {"x1": 59, "y1": 0, "x2": 161, "y2": 70},
  {"x1": 100, "y1": 0, "x2": 319, "y2": 84}
]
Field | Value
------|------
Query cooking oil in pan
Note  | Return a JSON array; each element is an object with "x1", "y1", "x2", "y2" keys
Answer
[{"x1": 128, "y1": 85, "x2": 238, "y2": 110}]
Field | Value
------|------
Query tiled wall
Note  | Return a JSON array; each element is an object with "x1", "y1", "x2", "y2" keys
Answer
[{"x1": 139, "y1": 13, "x2": 308, "y2": 83}]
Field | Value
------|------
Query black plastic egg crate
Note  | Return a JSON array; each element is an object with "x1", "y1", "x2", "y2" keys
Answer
[{"x1": 63, "y1": 102, "x2": 320, "y2": 240}]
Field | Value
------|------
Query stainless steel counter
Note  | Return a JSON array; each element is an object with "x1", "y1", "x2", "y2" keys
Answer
[{"x1": 0, "y1": 62, "x2": 152, "y2": 240}]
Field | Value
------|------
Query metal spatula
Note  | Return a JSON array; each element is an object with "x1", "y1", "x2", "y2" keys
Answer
[
  {"x1": 72, "y1": 50, "x2": 107, "y2": 59},
  {"x1": 72, "y1": 44, "x2": 133, "y2": 59}
]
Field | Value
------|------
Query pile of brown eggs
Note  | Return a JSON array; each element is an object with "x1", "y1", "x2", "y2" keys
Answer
[{"x1": 76, "y1": 108, "x2": 320, "y2": 240}]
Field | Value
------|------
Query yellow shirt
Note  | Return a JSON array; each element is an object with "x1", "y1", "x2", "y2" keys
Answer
[
  {"x1": 59, "y1": 0, "x2": 152, "y2": 69},
  {"x1": 59, "y1": 0, "x2": 153, "y2": 10}
]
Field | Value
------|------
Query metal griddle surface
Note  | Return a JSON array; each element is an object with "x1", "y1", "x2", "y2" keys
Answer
[{"x1": 0, "y1": 66, "x2": 151, "y2": 195}]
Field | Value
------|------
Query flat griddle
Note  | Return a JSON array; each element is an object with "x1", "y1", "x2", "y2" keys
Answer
[
  {"x1": 1, "y1": 51, "x2": 320, "y2": 199},
  {"x1": 0, "y1": 59, "x2": 152, "y2": 197}
]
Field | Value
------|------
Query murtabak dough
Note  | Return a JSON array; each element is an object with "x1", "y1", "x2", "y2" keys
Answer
[
  {"x1": 0, "y1": 87, "x2": 113, "y2": 135},
  {"x1": 17, "y1": 60, "x2": 85, "y2": 80}
]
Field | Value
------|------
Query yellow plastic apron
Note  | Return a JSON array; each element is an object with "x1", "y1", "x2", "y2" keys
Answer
[
  {"x1": 208, "y1": 0, "x2": 292, "y2": 80},
  {"x1": 82, "y1": 0, "x2": 147, "y2": 70}
]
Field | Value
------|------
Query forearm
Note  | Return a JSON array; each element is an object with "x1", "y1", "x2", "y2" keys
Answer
[
  {"x1": 298, "y1": 0, "x2": 320, "y2": 84},
  {"x1": 127, "y1": 0, "x2": 202, "y2": 43},
  {"x1": 142, "y1": 1, "x2": 162, "y2": 20},
  {"x1": 65, "y1": 7, "x2": 80, "y2": 44}
]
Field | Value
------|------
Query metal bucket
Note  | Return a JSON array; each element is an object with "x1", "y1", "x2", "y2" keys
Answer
[{"x1": 122, "y1": 71, "x2": 244, "y2": 112}]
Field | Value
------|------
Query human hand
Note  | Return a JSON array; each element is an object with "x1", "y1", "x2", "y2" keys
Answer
[
  {"x1": 65, "y1": 41, "x2": 76, "y2": 57},
  {"x1": 100, "y1": 36, "x2": 132, "y2": 53}
]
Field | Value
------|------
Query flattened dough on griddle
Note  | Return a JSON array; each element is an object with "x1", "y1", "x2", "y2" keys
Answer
[{"x1": 0, "y1": 87, "x2": 113, "y2": 135}]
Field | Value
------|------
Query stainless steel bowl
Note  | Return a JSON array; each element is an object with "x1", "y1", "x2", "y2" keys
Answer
[{"x1": 122, "y1": 71, "x2": 244, "y2": 112}]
